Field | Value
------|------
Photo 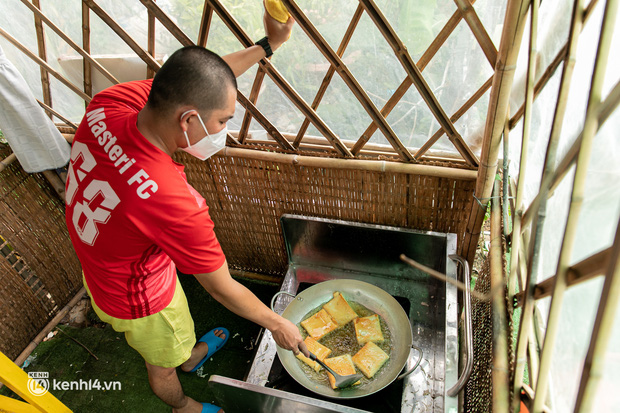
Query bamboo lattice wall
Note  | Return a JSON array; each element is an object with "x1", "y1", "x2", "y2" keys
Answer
[{"x1": 0, "y1": 146, "x2": 82, "y2": 360}]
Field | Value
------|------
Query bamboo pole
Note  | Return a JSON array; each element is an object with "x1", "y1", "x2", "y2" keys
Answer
[
  {"x1": 281, "y1": 0, "x2": 414, "y2": 162},
  {"x1": 513, "y1": 0, "x2": 586, "y2": 408},
  {"x1": 356, "y1": 0, "x2": 478, "y2": 166},
  {"x1": 206, "y1": 0, "x2": 352, "y2": 157},
  {"x1": 220, "y1": 147, "x2": 478, "y2": 180},
  {"x1": 197, "y1": 1, "x2": 213, "y2": 47},
  {"x1": 490, "y1": 181, "x2": 510, "y2": 413},
  {"x1": 293, "y1": 4, "x2": 364, "y2": 148},
  {"x1": 452, "y1": 0, "x2": 498, "y2": 66},
  {"x1": 514, "y1": 247, "x2": 611, "y2": 306},
  {"x1": 502, "y1": 114, "x2": 511, "y2": 239},
  {"x1": 42, "y1": 170, "x2": 66, "y2": 202},
  {"x1": 19, "y1": 0, "x2": 119, "y2": 85},
  {"x1": 354, "y1": 6, "x2": 470, "y2": 154},
  {"x1": 37, "y1": 100, "x2": 79, "y2": 130},
  {"x1": 147, "y1": 3, "x2": 156, "y2": 79},
  {"x1": 573, "y1": 218, "x2": 620, "y2": 412},
  {"x1": 522, "y1": 77, "x2": 620, "y2": 227},
  {"x1": 139, "y1": 0, "x2": 193, "y2": 47},
  {"x1": 0, "y1": 154, "x2": 18, "y2": 173},
  {"x1": 32, "y1": 0, "x2": 52, "y2": 114},
  {"x1": 532, "y1": 0, "x2": 617, "y2": 410},
  {"x1": 414, "y1": 76, "x2": 493, "y2": 160},
  {"x1": 461, "y1": 0, "x2": 530, "y2": 263},
  {"x1": 82, "y1": 0, "x2": 92, "y2": 101},
  {"x1": 508, "y1": 0, "x2": 600, "y2": 129},
  {"x1": 235, "y1": 91, "x2": 295, "y2": 151},
  {"x1": 12, "y1": 288, "x2": 87, "y2": 368},
  {"x1": 83, "y1": 0, "x2": 160, "y2": 72},
  {"x1": 509, "y1": 0, "x2": 538, "y2": 303},
  {"x1": 0, "y1": 27, "x2": 91, "y2": 102},
  {"x1": 239, "y1": 68, "x2": 266, "y2": 143}
]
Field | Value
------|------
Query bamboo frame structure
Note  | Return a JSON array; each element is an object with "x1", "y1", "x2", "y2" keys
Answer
[
  {"x1": 1, "y1": 2, "x2": 619, "y2": 411},
  {"x1": 529, "y1": 1, "x2": 617, "y2": 409},
  {"x1": 461, "y1": 0, "x2": 529, "y2": 263},
  {"x1": 506, "y1": 0, "x2": 620, "y2": 411}
]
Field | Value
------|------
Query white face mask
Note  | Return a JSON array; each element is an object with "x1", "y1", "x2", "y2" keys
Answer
[{"x1": 180, "y1": 110, "x2": 227, "y2": 160}]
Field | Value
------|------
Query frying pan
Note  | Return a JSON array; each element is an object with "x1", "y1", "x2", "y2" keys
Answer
[{"x1": 272, "y1": 279, "x2": 422, "y2": 399}]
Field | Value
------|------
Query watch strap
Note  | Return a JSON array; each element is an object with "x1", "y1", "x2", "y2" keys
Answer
[{"x1": 254, "y1": 36, "x2": 273, "y2": 58}]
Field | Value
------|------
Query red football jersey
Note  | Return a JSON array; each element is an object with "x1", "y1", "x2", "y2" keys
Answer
[{"x1": 65, "y1": 79, "x2": 225, "y2": 319}]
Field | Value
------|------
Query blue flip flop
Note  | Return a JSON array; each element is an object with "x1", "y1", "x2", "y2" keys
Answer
[
  {"x1": 201, "y1": 402, "x2": 222, "y2": 412},
  {"x1": 189, "y1": 327, "x2": 230, "y2": 373}
]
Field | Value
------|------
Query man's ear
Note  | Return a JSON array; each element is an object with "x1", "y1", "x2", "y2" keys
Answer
[{"x1": 178, "y1": 109, "x2": 195, "y2": 133}]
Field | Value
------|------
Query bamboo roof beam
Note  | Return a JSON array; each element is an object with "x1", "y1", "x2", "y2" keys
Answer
[
  {"x1": 0, "y1": 26, "x2": 91, "y2": 102},
  {"x1": 138, "y1": 0, "x2": 193, "y2": 47},
  {"x1": 32, "y1": 0, "x2": 52, "y2": 114},
  {"x1": 83, "y1": 0, "x2": 160, "y2": 73},
  {"x1": 508, "y1": 0, "x2": 600, "y2": 129},
  {"x1": 235, "y1": 91, "x2": 295, "y2": 151},
  {"x1": 414, "y1": 75, "x2": 493, "y2": 160},
  {"x1": 206, "y1": 0, "x2": 352, "y2": 157},
  {"x1": 514, "y1": 247, "x2": 611, "y2": 306},
  {"x1": 197, "y1": 1, "x2": 214, "y2": 47},
  {"x1": 354, "y1": 6, "x2": 468, "y2": 156},
  {"x1": 293, "y1": 4, "x2": 364, "y2": 148},
  {"x1": 281, "y1": 0, "x2": 413, "y2": 162},
  {"x1": 82, "y1": 1, "x2": 92, "y2": 101},
  {"x1": 19, "y1": 0, "x2": 119, "y2": 85},
  {"x1": 453, "y1": 0, "x2": 498, "y2": 67},
  {"x1": 357, "y1": 0, "x2": 479, "y2": 166},
  {"x1": 461, "y1": 0, "x2": 529, "y2": 262}
]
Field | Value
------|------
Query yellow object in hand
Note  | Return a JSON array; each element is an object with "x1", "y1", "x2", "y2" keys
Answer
[{"x1": 265, "y1": 0, "x2": 291, "y2": 23}]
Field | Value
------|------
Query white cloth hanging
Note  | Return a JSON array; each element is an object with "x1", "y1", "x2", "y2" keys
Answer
[{"x1": 0, "y1": 45, "x2": 70, "y2": 173}]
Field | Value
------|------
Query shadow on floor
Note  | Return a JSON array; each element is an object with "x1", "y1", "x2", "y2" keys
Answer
[{"x1": 0, "y1": 275, "x2": 279, "y2": 412}]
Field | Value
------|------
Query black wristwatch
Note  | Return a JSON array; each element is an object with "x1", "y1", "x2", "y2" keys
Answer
[{"x1": 255, "y1": 36, "x2": 273, "y2": 58}]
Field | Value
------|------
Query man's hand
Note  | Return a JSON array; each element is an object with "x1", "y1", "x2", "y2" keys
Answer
[
  {"x1": 270, "y1": 315, "x2": 309, "y2": 357},
  {"x1": 263, "y1": 1, "x2": 295, "y2": 52}
]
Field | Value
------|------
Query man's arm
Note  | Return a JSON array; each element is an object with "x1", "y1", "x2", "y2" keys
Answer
[
  {"x1": 221, "y1": 7, "x2": 294, "y2": 77},
  {"x1": 195, "y1": 260, "x2": 309, "y2": 357}
]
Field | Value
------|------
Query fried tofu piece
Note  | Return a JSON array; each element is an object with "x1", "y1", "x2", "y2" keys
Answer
[
  {"x1": 352, "y1": 342, "x2": 390, "y2": 378},
  {"x1": 353, "y1": 314, "x2": 384, "y2": 345},
  {"x1": 323, "y1": 354, "x2": 361, "y2": 389},
  {"x1": 301, "y1": 309, "x2": 338, "y2": 340},
  {"x1": 322, "y1": 292, "x2": 358, "y2": 326},
  {"x1": 296, "y1": 337, "x2": 332, "y2": 372}
]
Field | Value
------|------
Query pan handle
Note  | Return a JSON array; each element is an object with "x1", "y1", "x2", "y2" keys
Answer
[
  {"x1": 270, "y1": 291, "x2": 297, "y2": 312},
  {"x1": 446, "y1": 254, "x2": 473, "y2": 397},
  {"x1": 396, "y1": 344, "x2": 423, "y2": 380}
]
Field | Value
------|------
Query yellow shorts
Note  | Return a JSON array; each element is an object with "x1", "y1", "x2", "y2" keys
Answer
[{"x1": 84, "y1": 275, "x2": 196, "y2": 368}]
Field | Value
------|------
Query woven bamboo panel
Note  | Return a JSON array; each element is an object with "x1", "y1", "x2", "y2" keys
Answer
[
  {"x1": 0, "y1": 145, "x2": 82, "y2": 359},
  {"x1": 179, "y1": 152, "x2": 476, "y2": 277}
]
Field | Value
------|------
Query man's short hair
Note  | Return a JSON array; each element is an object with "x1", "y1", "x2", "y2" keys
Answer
[{"x1": 147, "y1": 46, "x2": 237, "y2": 115}]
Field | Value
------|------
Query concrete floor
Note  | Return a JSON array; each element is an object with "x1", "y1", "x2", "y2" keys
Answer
[{"x1": 0, "y1": 275, "x2": 279, "y2": 412}]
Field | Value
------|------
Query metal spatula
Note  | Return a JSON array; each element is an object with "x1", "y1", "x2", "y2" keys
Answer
[{"x1": 308, "y1": 352, "x2": 363, "y2": 389}]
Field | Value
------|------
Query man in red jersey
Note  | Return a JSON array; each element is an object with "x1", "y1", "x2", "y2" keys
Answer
[{"x1": 65, "y1": 11, "x2": 306, "y2": 413}]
